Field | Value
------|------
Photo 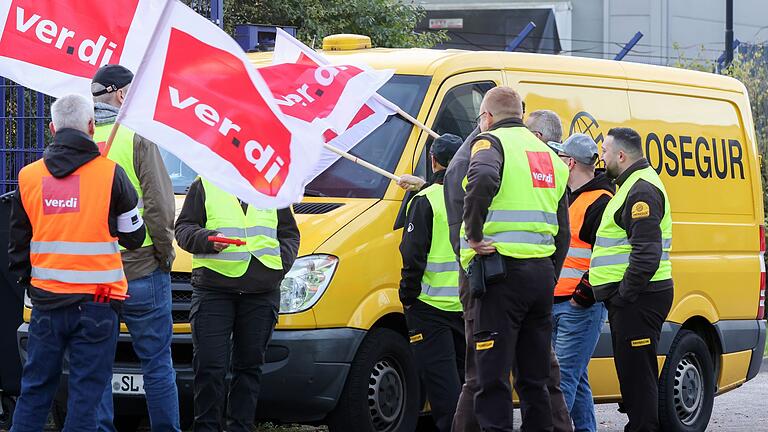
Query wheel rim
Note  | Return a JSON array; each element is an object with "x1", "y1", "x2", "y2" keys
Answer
[
  {"x1": 673, "y1": 352, "x2": 704, "y2": 425},
  {"x1": 368, "y1": 357, "x2": 405, "y2": 431}
]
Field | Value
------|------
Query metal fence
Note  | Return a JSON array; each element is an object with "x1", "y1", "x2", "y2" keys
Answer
[
  {"x1": 0, "y1": 84, "x2": 54, "y2": 194},
  {"x1": 0, "y1": 0, "x2": 223, "y2": 194}
]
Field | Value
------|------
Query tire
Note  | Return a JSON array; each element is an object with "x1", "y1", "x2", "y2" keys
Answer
[
  {"x1": 327, "y1": 328, "x2": 419, "y2": 432},
  {"x1": 0, "y1": 394, "x2": 16, "y2": 430},
  {"x1": 659, "y1": 329, "x2": 715, "y2": 432}
]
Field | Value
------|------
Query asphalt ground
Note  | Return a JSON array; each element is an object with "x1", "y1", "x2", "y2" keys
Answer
[{"x1": 7, "y1": 358, "x2": 766, "y2": 432}]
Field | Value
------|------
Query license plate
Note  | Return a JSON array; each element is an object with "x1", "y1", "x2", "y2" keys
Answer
[{"x1": 111, "y1": 373, "x2": 145, "y2": 395}]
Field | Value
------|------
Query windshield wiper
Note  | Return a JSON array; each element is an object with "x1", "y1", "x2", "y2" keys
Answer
[{"x1": 304, "y1": 189, "x2": 328, "y2": 197}]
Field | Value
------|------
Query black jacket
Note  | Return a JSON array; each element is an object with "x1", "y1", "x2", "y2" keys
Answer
[
  {"x1": 8, "y1": 128, "x2": 145, "y2": 310},
  {"x1": 399, "y1": 170, "x2": 446, "y2": 306},
  {"x1": 463, "y1": 119, "x2": 570, "y2": 278},
  {"x1": 445, "y1": 127, "x2": 479, "y2": 257},
  {"x1": 174, "y1": 178, "x2": 300, "y2": 294},
  {"x1": 569, "y1": 171, "x2": 615, "y2": 248},
  {"x1": 592, "y1": 159, "x2": 674, "y2": 302},
  {"x1": 558, "y1": 172, "x2": 614, "y2": 304}
]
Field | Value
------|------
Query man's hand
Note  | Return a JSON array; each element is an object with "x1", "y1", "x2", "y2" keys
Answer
[
  {"x1": 467, "y1": 238, "x2": 496, "y2": 255},
  {"x1": 397, "y1": 174, "x2": 426, "y2": 192},
  {"x1": 211, "y1": 232, "x2": 229, "y2": 252}
]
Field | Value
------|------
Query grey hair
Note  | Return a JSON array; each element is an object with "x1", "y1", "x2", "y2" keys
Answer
[
  {"x1": 91, "y1": 83, "x2": 130, "y2": 105},
  {"x1": 51, "y1": 94, "x2": 94, "y2": 133},
  {"x1": 526, "y1": 110, "x2": 563, "y2": 143}
]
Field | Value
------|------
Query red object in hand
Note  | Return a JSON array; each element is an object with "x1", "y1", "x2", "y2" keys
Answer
[{"x1": 207, "y1": 236, "x2": 246, "y2": 246}]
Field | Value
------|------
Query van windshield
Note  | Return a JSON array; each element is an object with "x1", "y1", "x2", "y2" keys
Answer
[
  {"x1": 305, "y1": 75, "x2": 429, "y2": 198},
  {"x1": 162, "y1": 74, "x2": 430, "y2": 197}
]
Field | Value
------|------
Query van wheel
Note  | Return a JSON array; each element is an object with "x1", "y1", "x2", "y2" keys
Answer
[
  {"x1": 659, "y1": 329, "x2": 715, "y2": 432},
  {"x1": 0, "y1": 393, "x2": 16, "y2": 429},
  {"x1": 327, "y1": 328, "x2": 419, "y2": 432}
]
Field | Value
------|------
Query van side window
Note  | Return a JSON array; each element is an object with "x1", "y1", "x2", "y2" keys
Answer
[
  {"x1": 420, "y1": 81, "x2": 496, "y2": 177},
  {"x1": 395, "y1": 81, "x2": 495, "y2": 230},
  {"x1": 433, "y1": 81, "x2": 496, "y2": 140}
]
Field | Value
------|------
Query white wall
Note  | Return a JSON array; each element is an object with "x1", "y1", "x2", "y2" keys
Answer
[{"x1": 602, "y1": 0, "x2": 768, "y2": 65}]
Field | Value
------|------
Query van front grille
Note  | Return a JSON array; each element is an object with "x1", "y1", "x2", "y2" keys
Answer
[
  {"x1": 293, "y1": 202, "x2": 343, "y2": 214},
  {"x1": 171, "y1": 272, "x2": 192, "y2": 324},
  {"x1": 173, "y1": 310, "x2": 190, "y2": 323}
]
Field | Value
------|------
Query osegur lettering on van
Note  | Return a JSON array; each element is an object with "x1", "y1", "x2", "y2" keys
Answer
[{"x1": 644, "y1": 132, "x2": 744, "y2": 180}]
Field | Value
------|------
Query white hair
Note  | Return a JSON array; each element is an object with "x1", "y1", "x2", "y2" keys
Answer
[
  {"x1": 51, "y1": 94, "x2": 94, "y2": 133},
  {"x1": 526, "y1": 110, "x2": 563, "y2": 143}
]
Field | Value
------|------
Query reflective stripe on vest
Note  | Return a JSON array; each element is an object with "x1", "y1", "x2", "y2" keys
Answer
[
  {"x1": 554, "y1": 189, "x2": 612, "y2": 297},
  {"x1": 407, "y1": 183, "x2": 461, "y2": 312},
  {"x1": 30, "y1": 241, "x2": 120, "y2": 255},
  {"x1": 19, "y1": 157, "x2": 127, "y2": 297},
  {"x1": 589, "y1": 166, "x2": 672, "y2": 286},
  {"x1": 94, "y1": 123, "x2": 152, "y2": 248},
  {"x1": 460, "y1": 127, "x2": 569, "y2": 269},
  {"x1": 32, "y1": 267, "x2": 124, "y2": 284},
  {"x1": 192, "y1": 178, "x2": 282, "y2": 276}
]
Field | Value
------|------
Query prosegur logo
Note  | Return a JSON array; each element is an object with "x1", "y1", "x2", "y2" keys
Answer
[{"x1": 569, "y1": 111, "x2": 604, "y2": 145}]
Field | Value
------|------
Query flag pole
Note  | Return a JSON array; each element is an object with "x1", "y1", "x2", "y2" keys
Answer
[
  {"x1": 322, "y1": 143, "x2": 401, "y2": 182},
  {"x1": 102, "y1": 121, "x2": 121, "y2": 156},
  {"x1": 394, "y1": 105, "x2": 440, "y2": 139},
  {"x1": 374, "y1": 95, "x2": 439, "y2": 139}
]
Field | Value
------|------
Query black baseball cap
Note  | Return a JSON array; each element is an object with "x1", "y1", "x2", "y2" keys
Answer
[
  {"x1": 431, "y1": 133, "x2": 463, "y2": 166},
  {"x1": 92, "y1": 64, "x2": 134, "y2": 96}
]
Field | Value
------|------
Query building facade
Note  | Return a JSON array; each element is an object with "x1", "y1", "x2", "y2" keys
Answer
[{"x1": 415, "y1": 0, "x2": 768, "y2": 65}]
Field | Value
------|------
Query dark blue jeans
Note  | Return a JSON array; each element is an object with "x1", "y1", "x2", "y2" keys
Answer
[
  {"x1": 97, "y1": 268, "x2": 180, "y2": 432},
  {"x1": 552, "y1": 300, "x2": 607, "y2": 432},
  {"x1": 11, "y1": 301, "x2": 118, "y2": 432}
]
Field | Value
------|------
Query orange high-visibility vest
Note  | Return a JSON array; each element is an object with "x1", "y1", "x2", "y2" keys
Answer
[
  {"x1": 555, "y1": 189, "x2": 612, "y2": 297},
  {"x1": 18, "y1": 157, "x2": 127, "y2": 298}
]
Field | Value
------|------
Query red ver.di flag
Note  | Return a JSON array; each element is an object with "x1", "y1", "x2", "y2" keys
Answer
[
  {"x1": 272, "y1": 28, "x2": 397, "y2": 181},
  {"x1": 118, "y1": 1, "x2": 330, "y2": 208},
  {"x1": 260, "y1": 39, "x2": 392, "y2": 137},
  {"x1": 0, "y1": 0, "x2": 167, "y2": 97}
]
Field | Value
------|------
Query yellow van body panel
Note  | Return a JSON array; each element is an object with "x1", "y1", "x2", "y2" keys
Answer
[
  {"x1": 717, "y1": 351, "x2": 752, "y2": 393},
  {"x1": 310, "y1": 200, "x2": 404, "y2": 328}
]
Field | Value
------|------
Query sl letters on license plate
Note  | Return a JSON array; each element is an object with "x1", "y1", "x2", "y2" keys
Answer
[{"x1": 112, "y1": 374, "x2": 145, "y2": 394}]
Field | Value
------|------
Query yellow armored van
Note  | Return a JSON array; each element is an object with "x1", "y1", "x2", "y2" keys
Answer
[{"x1": 19, "y1": 34, "x2": 765, "y2": 432}]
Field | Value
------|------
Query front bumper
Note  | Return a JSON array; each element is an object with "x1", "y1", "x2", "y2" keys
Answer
[{"x1": 17, "y1": 324, "x2": 366, "y2": 423}]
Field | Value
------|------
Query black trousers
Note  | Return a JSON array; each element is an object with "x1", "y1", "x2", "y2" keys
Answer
[
  {"x1": 472, "y1": 257, "x2": 556, "y2": 432},
  {"x1": 190, "y1": 288, "x2": 279, "y2": 432},
  {"x1": 405, "y1": 299, "x2": 466, "y2": 432},
  {"x1": 607, "y1": 289, "x2": 674, "y2": 432},
  {"x1": 452, "y1": 270, "x2": 572, "y2": 432}
]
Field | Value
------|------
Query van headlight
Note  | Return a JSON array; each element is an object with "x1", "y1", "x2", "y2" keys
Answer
[
  {"x1": 24, "y1": 291, "x2": 32, "y2": 309},
  {"x1": 279, "y1": 255, "x2": 338, "y2": 314}
]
